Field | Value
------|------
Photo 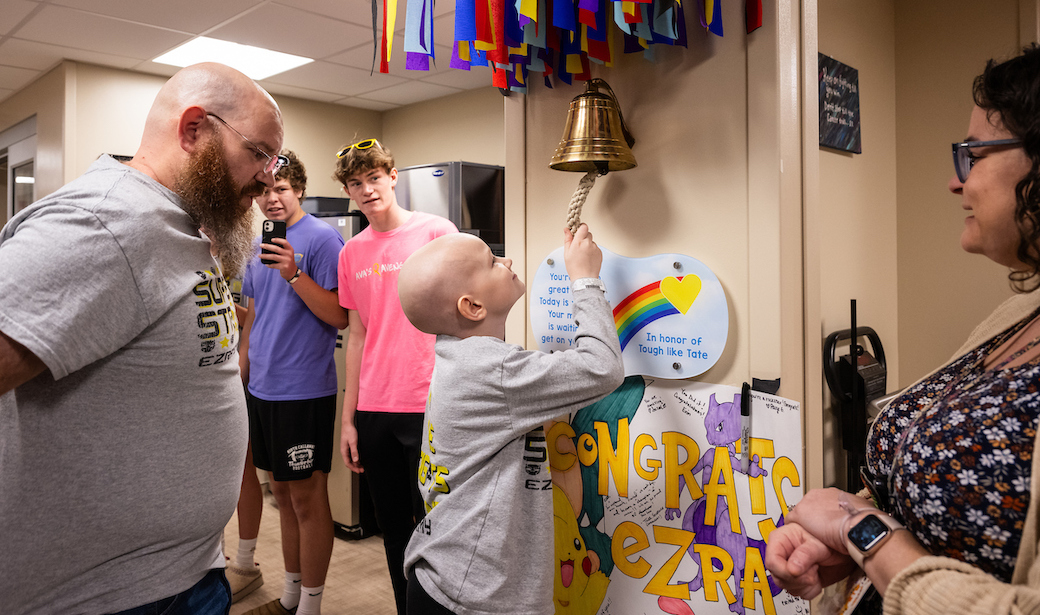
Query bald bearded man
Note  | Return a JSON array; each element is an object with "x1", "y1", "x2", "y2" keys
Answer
[{"x1": 0, "y1": 63, "x2": 284, "y2": 615}]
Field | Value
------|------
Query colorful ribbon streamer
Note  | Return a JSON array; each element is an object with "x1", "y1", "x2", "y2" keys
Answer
[{"x1": 382, "y1": 0, "x2": 760, "y2": 90}]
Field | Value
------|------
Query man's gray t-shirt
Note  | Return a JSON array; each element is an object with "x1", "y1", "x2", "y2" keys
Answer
[{"x1": 0, "y1": 155, "x2": 248, "y2": 614}]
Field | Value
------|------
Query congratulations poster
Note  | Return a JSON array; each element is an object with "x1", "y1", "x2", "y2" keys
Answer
[{"x1": 549, "y1": 378, "x2": 806, "y2": 615}]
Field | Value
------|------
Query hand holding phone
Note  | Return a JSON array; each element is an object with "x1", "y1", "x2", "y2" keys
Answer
[{"x1": 261, "y1": 220, "x2": 286, "y2": 263}]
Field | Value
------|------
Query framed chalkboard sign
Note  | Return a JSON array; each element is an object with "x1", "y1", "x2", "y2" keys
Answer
[{"x1": 819, "y1": 53, "x2": 862, "y2": 154}]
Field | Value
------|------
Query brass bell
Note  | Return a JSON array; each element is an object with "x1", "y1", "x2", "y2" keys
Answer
[{"x1": 550, "y1": 78, "x2": 636, "y2": 173}]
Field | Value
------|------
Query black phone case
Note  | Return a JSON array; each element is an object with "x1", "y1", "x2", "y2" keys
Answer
[{"x1": 261, "y1": 220, "x2": 286, "y2": 256}]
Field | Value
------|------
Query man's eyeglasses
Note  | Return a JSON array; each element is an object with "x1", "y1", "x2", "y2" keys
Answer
[
  {"x1": 951, "y1": 138, "x2": 1023, "y2": 183},
  {"x1": 336, "y1": 139, "x2": 380, "y2": 159},
  {"x1": 207, "y1": 112, "x2": 289, "y2": 175}
]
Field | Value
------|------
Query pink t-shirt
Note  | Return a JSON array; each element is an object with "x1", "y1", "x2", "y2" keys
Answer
[{"x1": 338, "y1": 211, "x2": 458, "y2": 413}]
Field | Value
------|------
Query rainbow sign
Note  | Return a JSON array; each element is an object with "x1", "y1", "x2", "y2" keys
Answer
[
  {"x1": 530, "y1": 247, "x2": 728, "y2": 379},
  {"x1": 613, "y1": 279, "x2": 681, "y2": 351}
]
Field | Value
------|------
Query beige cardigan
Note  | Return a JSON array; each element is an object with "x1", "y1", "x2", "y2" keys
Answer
[{"x1": 883, "y1": 289, "x2": 1040, "y2": 615}]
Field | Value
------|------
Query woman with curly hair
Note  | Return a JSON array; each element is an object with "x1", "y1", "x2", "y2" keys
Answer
[{"x1": 766, "y1": 45, "x2": 1040, "y2": 614}]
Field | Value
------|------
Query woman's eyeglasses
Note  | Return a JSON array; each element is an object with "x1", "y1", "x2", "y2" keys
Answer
[
  {"x1": 336, "y1": 139, "x2": 380, "y2": 159},
  {"x1": 951, "y1": 138, "x2": 1022, "y2": 183}
]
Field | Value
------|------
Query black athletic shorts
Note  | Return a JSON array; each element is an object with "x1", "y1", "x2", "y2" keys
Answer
[{"x1": 247, "y1": 392, "x2": 336, "y2": 481}]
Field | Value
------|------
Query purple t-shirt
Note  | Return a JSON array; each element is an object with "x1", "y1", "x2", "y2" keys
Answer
[{"x1": 242, "y1": 213, "x2": 344, "y2": 401}]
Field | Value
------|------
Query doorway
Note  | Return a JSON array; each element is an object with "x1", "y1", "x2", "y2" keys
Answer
[{"x1": 0, "y1": 116, "x2": 37, "y2": 228}]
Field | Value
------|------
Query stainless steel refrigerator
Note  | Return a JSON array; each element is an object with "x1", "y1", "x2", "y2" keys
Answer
[
  {"x1": 394, "y1": 161, "x2": 505, "y2": 255},
  {"x1": 312, "y1": 209, "x2": 366, "y2": 537}
]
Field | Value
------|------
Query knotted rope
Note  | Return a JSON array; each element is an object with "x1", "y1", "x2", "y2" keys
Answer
[{"x1": 565, "y1": 170, "x2": 600, "y2": 234}]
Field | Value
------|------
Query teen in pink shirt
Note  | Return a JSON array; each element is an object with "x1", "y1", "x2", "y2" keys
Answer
[{"x1": 333, "y1": 139, "x2": 457, "y2": 614}]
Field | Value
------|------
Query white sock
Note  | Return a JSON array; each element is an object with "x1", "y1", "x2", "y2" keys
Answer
[
  {"x1": 281, "y1": 571, "x2": 302, "y2": 610},
  {"x1": 296, "y1": 585, "x2": 324, "y2": 615},
  {"x1": 235, "y1": 538, "x2": 258, "y2": 569}
]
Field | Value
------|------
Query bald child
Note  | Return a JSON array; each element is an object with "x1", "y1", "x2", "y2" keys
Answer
[{"x1": 399, "y1": 225, "x2": 625, "y2": 615}]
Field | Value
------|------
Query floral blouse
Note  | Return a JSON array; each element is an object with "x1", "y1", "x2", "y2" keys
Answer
[{"x1": 866, "y1": 314, "x2": 1040, "y2": 582}]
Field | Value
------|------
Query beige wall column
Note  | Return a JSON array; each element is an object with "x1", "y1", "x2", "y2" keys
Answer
[{"x1": 504, "y1": 92, "x2": 527, "y2": 346}]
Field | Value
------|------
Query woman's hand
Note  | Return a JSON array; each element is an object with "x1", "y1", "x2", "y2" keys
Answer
[
  {"x1": 765, "y1": 522, "x2": 858, "y2": 600},
  {"x1": 787, "y1": 487, "x2": 876, "y2": 552}
]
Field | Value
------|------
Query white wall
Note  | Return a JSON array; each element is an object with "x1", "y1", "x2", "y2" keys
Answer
[
  {"x1": 523, "y1": 0, "x2": 775, "y2": 393},
  {"x1": 816, "y1": 0, "x2": 898, "y2": 487},
  {"x1": 383, "y1": 86, "x2": 505, "y2": 169},
  {"x1": 895, "y1": 0, "x2": 1025, "y2": 386}
]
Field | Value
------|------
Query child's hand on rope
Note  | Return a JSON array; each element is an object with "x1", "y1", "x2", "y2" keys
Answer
[{"x1": 564, "y1": 223, "x2": 602, "y2": 281}]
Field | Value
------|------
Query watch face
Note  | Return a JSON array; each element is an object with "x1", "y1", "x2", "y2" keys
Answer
[{"x1": 848, "y1": 514, "x2": 890, "y2": 552}]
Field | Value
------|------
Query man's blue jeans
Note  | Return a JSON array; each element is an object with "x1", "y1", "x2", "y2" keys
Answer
[{"x1": 110, "y1": 568, "x2": 231, "y2": 615}]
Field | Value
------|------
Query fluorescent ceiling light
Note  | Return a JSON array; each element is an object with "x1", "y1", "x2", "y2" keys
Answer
[
  {"x1": 15, "y1": 176, "x2": 34, "y2": 184},
  {"x1": 153, "y1": 37, "x2": 313, "y2": 80}
]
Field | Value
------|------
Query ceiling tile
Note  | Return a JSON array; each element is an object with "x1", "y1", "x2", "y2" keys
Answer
[
  {"x1": 326, "y1": 40, "x2": 454, "y2": 77},
  {"x1": 273, "y1": 0, "x2": 374, "y2": 28},
  {"x1": 360, "y1": 79, "x2": 460, "y2": 105},
  {"x1": 1, "y1": 1, "x2": 39, "y2": 36},
  {"x1": 0, "y1": 65, "x2": 43, "y2": 92},
  {"x1": 130, "y1": 60, "x2": 190, "y2": 79},
  {"x1": 262, "y1": 60, "x2": 408, "y2": 97},
  {"x1": 334, "y1": 96, "x2": 400, "y2": 112},
  {"x1": 15, "y1": 5, "x2": 194, "y2": 60},
  {"x1": 0, "y1": 37, "x2": 141, "y2": 71},
  {"x1": 263, "y1": 82, "x2": 347, "y2": 103},
  {"x1": 0, "y1": 0, "x2": 486, "y2": 108},
  {"x1": 420, "y1": 65, "x2": 496, "y2": 90},
  {"x1": 394, "y1": 11, "x2": 456, "y2": 50},
  {"x1": 206, "y1": 4, "x2": 370, "y2": 61},
  {"x1": 48, "y1": 0, "x2": 263, "y2": 34}
]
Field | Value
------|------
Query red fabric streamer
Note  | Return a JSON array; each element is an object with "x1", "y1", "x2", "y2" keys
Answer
[
  {"x1": 746, "y1": 0, "x2": 762, "y2": 33},
  {"x1": 487, "y1": 0, "x2": 508, "y2": 64},
  {"x1": 380, "y1": 0, "x2": 390, "y2": 72}
]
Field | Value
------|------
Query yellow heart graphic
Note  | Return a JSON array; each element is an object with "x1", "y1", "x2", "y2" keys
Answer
[{"x1": 660, "y1": 275, "x2": 701, "y2": 315}]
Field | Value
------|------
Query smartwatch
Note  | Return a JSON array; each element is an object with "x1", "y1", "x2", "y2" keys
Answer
[
  {"x1": 845, "y1": 512, "x2": 905, "y2": 567},
  {"x1": 572, "y1": 277, "x2": 606, "y2": 293}
]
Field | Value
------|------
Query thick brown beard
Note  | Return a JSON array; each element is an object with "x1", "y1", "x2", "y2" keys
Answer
[{"x1": 174, "y1": 137, "x2": 262, "y2": 279}]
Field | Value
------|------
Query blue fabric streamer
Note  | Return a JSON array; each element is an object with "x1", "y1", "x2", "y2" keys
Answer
[
  {"x1": 405, "y1": 0, "x2": 433, "y2": 54},
  {"x1": 554, "y1": 0, "x2": 576, "y2": 32},
  {"x1": 455, "y1": 0, "x2": 477, "y2": 41},
  {"x1": 708, "y1": 0, "x2": 723, "y2": 36},
  {"x1": 586, "y1": 0, "x2": 608, "y2": 42},
  {"x1": 505, "y1": 0, "x2": 523, "y2": 47},
  {"x1": 651, "y1": 3, "x2": 676, "y2": 43}
]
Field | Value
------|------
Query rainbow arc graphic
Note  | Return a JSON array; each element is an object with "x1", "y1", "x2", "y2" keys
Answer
[{"x1": 614, "y1": 278, "x2": 687, "y2": 351}]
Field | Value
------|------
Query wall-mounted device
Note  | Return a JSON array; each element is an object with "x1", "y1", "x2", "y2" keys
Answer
[{"x1": 824, "y1": 299, "x2": 887, "y2": 491}]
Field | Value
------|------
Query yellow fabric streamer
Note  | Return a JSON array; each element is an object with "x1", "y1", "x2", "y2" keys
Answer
[
  {"x1": 703, "y1": 0, "x2": 713, "y2": 26},
  {"x1": 514, "y1": 63, "x2": 526, "y2": 84},
  {"x1": 622, "y1": 1, "x2": 635, "y2": 16},
  {"x1": 386, "y1": 0, "x2": 398, "y2": 62},
  {"x1": 581, "y1": 24, "x2": 589, "y2": 54},
  {"x1": 459, "y1": 41, "x2": 471, "y2": 61},
  {"x1": 566, "y1": 53, "x2": 583, "y2": 74},
  {"x1": 606, "y1": 24, "x2": 615, "y2": 66},
  {"x1": 520, "y1": 0, "x2": 538, "y2": 22}
]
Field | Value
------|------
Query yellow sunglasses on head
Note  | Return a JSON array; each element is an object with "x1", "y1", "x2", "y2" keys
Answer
[{"x1": 336, "y1": 139, "x2": 380, "y2": 158}]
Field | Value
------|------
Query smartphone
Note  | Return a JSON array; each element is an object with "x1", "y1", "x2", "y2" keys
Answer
[{"x1": 261, "y1": 220, "x2": 286, "y2": 262}]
